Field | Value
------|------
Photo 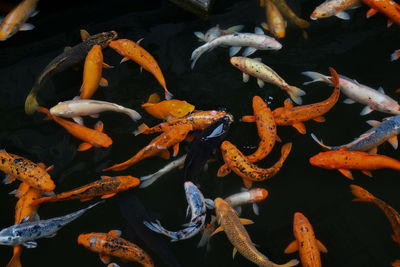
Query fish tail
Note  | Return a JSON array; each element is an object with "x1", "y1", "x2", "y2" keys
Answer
[
  {"x1": 6, "y1": 245, "x2": 22, "y2": 267},
  {"x1": 133, "y1": 123, "x2": 150, "y2": 136},
  {"x1": 277, "y1": 259, "x2": 300, "y2": 267},
  {"x1": 191, "y1": 43, "x2": 213, "y2": 69},
  {"x1": 124, "y1": 108, "x2": 142, "y2": 122},
  {"x1": 310, "y1": 133, "x2": 332, "y2": 150},
  {"x1": 36, "y1": 106, "x2": 53, "y2": 120},
  {"x1": 286, "y1": 85, "x2": 306, "y2": 105},
  {"x1": 391, "y1": 49, "x2": 400, "y2": 62},
  {"x1": 328, "y1": 67, "x2": 339, "y2": 88},
  {"x1": 164, "y1": 87, "x2": 174, "y2": 100},
  {"x1": 280, "y1": 142, "x2": 292, "y2": 160},
  {"x1": 197, "y1": 222, "x2": 216, "y2": 248},
  {"x1": 139, "y1": 172, "x2": 162, "y2": 188},
  {"x1": 25, "y1": 91, "x2": 39, "y2": 115},
  {"x1": 350, "y1": 185, "x2": 375, "y2": 202},
  {"x1": 301, "y1": 71, "x2": 330, "y2": 85},
  {"x1": 30, "y1": 196, "x2": 50, "y2": 208},
  {"x1": 143, "y1": 219, "x2": 174, "y2": 238}
]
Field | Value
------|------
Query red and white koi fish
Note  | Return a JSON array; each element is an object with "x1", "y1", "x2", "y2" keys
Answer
[{"x1": 310, "y1": 0, "x2": 361, "y2": 20}]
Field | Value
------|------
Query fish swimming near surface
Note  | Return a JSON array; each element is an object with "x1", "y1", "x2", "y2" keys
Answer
[
  {"x1": 224, "y1": 188, "x2": 269, "y2": 216},
  {"x1": 24, "y1": 29, "x2": 118, "y2": 115},
  {"x1": 49, "y1": 98, "x2": 142, "y2": 125},
  {"x1": 230, "y1": 57, "x2": 305, "y2": 105},
  {"x1": 310, "y1": 0, "x2": 361, "y2": 20},
  {"x1": 261, "y1": 0, "x2": 287, "y2": 39},
  {"x1": 183, "y1": 115, "x2": 233, "y2": 182},
  {"x1": 109, "y1": 38, "x2": 173, "y2": 100},
  {"x1": 0, "y1": 150, "x2": 55, "y2": 192},
  {"x1": 194, "y1": 24, "x2": 245, "y2": 42},
  {"x1": 284, "y1": 212, "x2": 328, "y2": 267},
  {"x1": 350, "y1": 184, "x2": 400, "y2": 246},
  {"x1": 37, "y1": 106, "x2": 112, "y2": 151},
  {"x1": 309, "y1": 150, "x2": 400, "y2": 179},
  {"x1": 311, "y1": 114, "x2": 400, "y2": 153},
  {"x1": 362, "y1": 0, "x2": 400, "y2": 26},
  {"x1": 144, "y1": 181, "x2": 214, "y2": 241},
  {"x1": 0, "y1": 0, "x2": 38, "y2": 41},
  {"x1": 0, "y1": 201, "x2": 103, "y2": 248},
  {"x1": 218, "y1": 141, "x2": 292, "y2": 188},
  {"x1": 78, "y1": 230, "x2": 154, "y2": 267},
  {"x1": 302, "y1": 70, "x2": 400, "y2": 115},
  {"x1": 212, "y1": 197, "x2": 299, "y2": 267},
  {"x1": 191, "y1": 27, "x2": 282, "y2": 69}
]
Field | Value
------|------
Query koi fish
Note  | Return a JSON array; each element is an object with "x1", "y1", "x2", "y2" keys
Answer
[
  {"x1": 261, "y1": 0, "x2": 287, "y2": 39},
  {"x1": 0, "y1": 0, "x2": 38, "y2": 41},
  {"x1": 393, "y1": 259, "x2": 400, "y2": 267},
  {"x1": 31, "y1": 176, "x2": 140, "y2": 207},
  {"x1": 242, "y1": 67, "x2": 339, "y2": 134},
  {"x1": 284, "y1": 212, "x2": 327, "y2": 267},
  {"x1": 309, "y1": 150, "x2": 400, "y2": 179},
  {"x1": 0, "y1": 150, "x2": 55, "y2": 192},
  {"x1": 104, "y1": 124, "x2": 192, "y2": 171},
  {"x1": 194, "y1": 24, "x2": 245, "y2": 42},
  {"x1": 310, "y1": 0, "x2": 361, "y2": 20},
  {"x1": 0, "y1": 201, "x2": 103, "y2": 248},
  {"x1": 49, "y1": 98, "x2": 142, "y2": 125},
  {"x1": 218, "y1": 141, "x2": 292, "y2": 188},
  {"x1": 24, "y1": 29, "x2": 118, "y2": 114},
  {"x1": 109, "y1": 38, "x2": 172, "y2": 100},
  {"x1": 302, "y1": 70, "x2": 400, "y2": 115},
  {"x1": 212, "y1": 197, "x2": 299, "y2": 267},
  {"x1": 134, "y1": 110, "x2": 228, "y2": 135},
  {"x1": 141, "y1": 93, "x2": 194, "y2": 121},
  {"x1": 80, "y1": 45, "x2": 113, "y2": 99},
  {"x1": 37, "y1": 106, "x2": 112, "y2": 151},
  {"x1": 350, "y1": 184, "x2": 400, "y2": 246},
  {"x1": 391, "y1": 49, "x2": 400, "y2": 61},
  {"x1": 144, "y1": 182, "x2": 214, "y2": 241},
  {"x1": 78, "y1": 230, "x2": 154, "y2": 267},
  {"x1": 224, "y1": 188, "x2": 269, "y2": 215},
  {"x1": 362, "y1": 0, "x2": 400, "y2": 26},
  {"x1": 311, "y1": 114, "x2": 400, "y2": 153},
  {"x1": 230, "y1": 57, "x2": 305, "y2": 104},
  {"x1": 191, "y1": 27, "x2": 282, "y2": 69}
]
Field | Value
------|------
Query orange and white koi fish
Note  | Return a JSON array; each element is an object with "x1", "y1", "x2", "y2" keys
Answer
[
  {"x1": 194, "y1": 24, "x2": 245, "y2": 42},
  {"x1": 261, "y1": 0, "x2": 286, "y2": 39},
  {"x1": 78, "y1": 230, "x2": 154, "y2": 267},
  {"x1": 0, "y1": 0, "x2": 38, "y2": 41},
  {"x1": 37, "y1": 106, "x2": 112, "y2": 151},
  {"x1": 351, "y1": 184, "x2": 400, "y2": 246},
  {"x1": 141, "y1": 93, "x2": 195, "y2": 121},
  {"x1": 362, "y1": 0, "x2": 400, "y2": 26},
  {"x1": 285, "y1": 212, "x2": 327, "y2": 267},
  {"x1": 80, "y1": 45, "x2": 112, "y2": 99},
  {"x1": 109, "y1": 38, "x2": 172, "y2": 100},
  {"x1": 310, "y1": 150, "x2": 400, "y2": 179},
  {"x1": 0, "y1": 150, "x2": 54, "y2": 192},
  {"x1": 32, "y1": 176, "x2": 140, "y2": 207},
  {"x1": 225, "y1": 188, "x2": 268, "y2": 215},
  {"x1": 104, "y1": 124, "x2": 193, "y2": 172},
  {"x1": 218, "y1": 141, "x2": 292, "y2": 188},
  {"x1": 310, "y1": 0, "x2": 361, "y2": 20},
  {"x1": 212, "y1": 198, "x2": 299, "y2": 267},
  {"x1": 230, "y1": 57, "x2": 305, "y2": 104}
]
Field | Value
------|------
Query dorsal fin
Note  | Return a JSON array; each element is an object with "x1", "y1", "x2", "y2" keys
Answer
[{"x1": 80, "y1": 29, "x2": 91, "y2": 41}]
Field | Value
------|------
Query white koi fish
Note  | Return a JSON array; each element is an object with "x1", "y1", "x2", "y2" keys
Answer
[
  {"x1": 302, "y1": 71, "x2": 400, "y2": 115},
  {"x1": 194, "y1": 24, "x2": 245, "y2": 42},
  {"x1": 191, "y1": 27, "x2": 282, "y2": 69},
  {"x1": 310, "y1": 0, "x2": 361, "y2": 20}
]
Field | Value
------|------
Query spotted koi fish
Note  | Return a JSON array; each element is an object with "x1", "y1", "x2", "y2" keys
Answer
[
  {"x1": 261, "y1": 0, "x2": 287, "y2": 39},
  {"x1": 310, "y1": 0, "x2": 361, "y2": 20},
  {"x1": 362, "y1": 0, "x2": 400, "y2": 26}
]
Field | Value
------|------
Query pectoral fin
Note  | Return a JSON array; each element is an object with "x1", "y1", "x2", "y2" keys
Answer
[
  {"x1": 283, "y1": 98, "x2": 293, "y2": 108},
  {"x1": 229, "y1": 46, "x2": 241, "y2": 57},
  {"x1": 284, "y1": 240, "x2": 298, "y2": 253},
  {"x1": 360, "y1": 105, "x2": 373, "y2": 116},
  {"x1": 77, "y1": 142, "x2": 93, "y2": 151},
  {"x1": 241, "y1": 115, "x2": 256, "y2": 122},
  {"x1": 20, "y1": 23, "x2": 35, "y2": 31},
  {"x1": 242, "y1": 178, "x2": 253, "y2": 189},
  {"x1": 312, "y1": 116, "x2": 325, "y2": 122},
  {"x1": 242, "y1": 47, "x2": 257, "y2": 57},
  {"x1": 335, "y1": 11, "x2": 350, "y2": 20},
  {"x1": 316, "y1": 239, "x2": 328, "y2": 253},
  {"x1": 99, "y1": 78, "x2": 108, "y2": 87},
  {"x1": 99, "y1": 254, "x2": 111, "y2": 264},
  {"x1": 23, "y1": 241, "x2": 37, "y2": 249},
  {"x1": 211, "y1": 226, "x2": 224, "y2": 236},
  {"x1": 343, "y1": 98, "x2": 356, "y2": 104},
  {"x1": 217, "y1": 164, "x2": 231, "y2": 177},
  {"x1": 239, "y1": 218, "x2": 254, "y2": 225},
  {"x1": 80, "y1": 29, "x2": 91, "y2": 41},
  {"x1": 388, "y1": 136, "x2": 398, "y2": 149},
  {"x1": 361, "y1": 170, "x2": 373, "y2": 177},
  {"x1": 257, "y1": 79, "x2": 265, "y2": 88},
  {"x1": 232, "y1": 247, "x2": 237, "y2": 259},
  {"x1": 368, "y1": 147, "x2": 378, "y2": 154},
  {"x1": 173, "y1": 143, "x2": 180, "y2": 157},
  {"x1": 366, "y1": 120, "x2": 380, "y2": 127},
  {"x1": 3, "y1": 174, "x2": 17, "y2": 184},
  {"x1": 243, "y1": 73, "x2": 249, "y2": 83},
  {"x1": 120, "y1": 57, "x2": 130, "y2": 63},
  {"x1": 366, "y1": 8, "x2": 378, "y2": 18},
  {"x1": 102, "y1": 62, "x2": 113, "y2": 69},
  {"x1": 94, "y1": 121, "x2": 104, "y2": 132},
  {"x1": 338, "y1": 169, "x2": 353, "y2": 180},
  {"x1": 72, "y1": 116, "x2": 84, "y2": 125},
  {"x1": 292, "y1": 122, "x2": 306, "y2": 134},
  {"x1": 102, "y1": 193, "x2": 117, "y2": 199}
]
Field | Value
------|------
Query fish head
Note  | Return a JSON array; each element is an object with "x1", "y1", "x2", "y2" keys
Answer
[
  {"x1": 294, "y1": 212, "x2": 310, "y2": 225},
  {"x1": 214, "y1": 198, "x2": 229, "y2": 222},
  {"x1": 309, "y1": 152, "x2": 331, "y2": 169},
  {"x1": 91, "y1": 30, "x2": 118, "y2": 49},
  {"x1": 184, "y1": 181, "x2": 196, "y2": 195},
  {"x1": 78, "y1": 233, "x2": 102, "y2": 252},
  {"x1": 264, "y1": 38, "x2": 282, "y2": 50},
  {"x1": 108, "y1": 39, "x2": 128, "y2": 56},
  {"x1": 229, "y1": 56, "x2": 243, "y2": 69},
  {"x1": 49, "y1": 102, "x2": 69, "y2": 116},
  {"x1": 293, "y1": 212, "x2": 314, "y2": 236},
  {"x1": 0, "y1": 228, "x2": 17, "y2": 246},
  {"x1": 310, "y1": 6, "x2": 333, "y2": 20},
  {"x1": 250, "y1": 188, "x2": 268, "y2": 202}
]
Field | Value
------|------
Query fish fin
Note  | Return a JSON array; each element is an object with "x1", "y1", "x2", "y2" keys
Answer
[
  {"x1": 22, "y1": 241, "x2": 37, "y2": 249},
  {"x1": 387, "y1": 19, "x2": 393, "y2": 27},
  {"x1": 378, "y1": 87, "x2": 385, "y2": 94},
  {"x1": 77, "y1": 142, "x2": 93, "y2": 151},
  {"x1": 366, "y1": 8, "x2": 378, "y2": 18},
  {"x1": 234, "y1": 206, "x2": 242, "y2": 215},
  {"x1": 257, "y1": 79, "x2": 265, "y2": 88},
  {"x1": 217, "y1": 164, "x2": 231, "y2": 177},
  {"x1": 292, "y1": 122, "x2": 306, "y2": 134},
  {"x1": 211, "y1": 226, "x2": 224, "y2": 236},
  {"x1": 242, "y1": 47, "x2": 258, "y2": 57},
  {"x1": 361, "y1": 170, "x2": 373, "y2": 177},
  {"x1": 335, "y1": 11, "x2": 350, "y2": 20},
  {"x1": 99, "y1": 254, "x2": 111, "y2": 264},
  {"x1": 241, "y1": 115, "x2": 256, "y2": 122},
  {"x1": 32, "y1": 212, "x2": 40, "y2": 222},
  {"x1": 194, "y1": 31, "x2": 205, "y2": 41},
  {"x1": 3, "y1": 175, "x2": 17, "y2": 184},
  {"x1": 286, "y1": 86, "x2": 305, "y2": 105},
  {"x1": 232, "y1": 247, "x2": 237, "y2": 259},
  {"x1": 276, "y1": 134, "x2": 282, "y2": 142},
  {"x1": 366, "y1": 120, "x2": 380, "y2": 127},
  {"x1": 20, "y1": 216, "x2": 30, "y2": 223},
  {"x1": 301, "y1": 71, "x2": 329, "y2": 85},
  {"x1": 133, "y1": 123, "x2": 149, "y2": 136},
  {"x1": 310, "y1": 133, "x2": 332, "y2": 151},
  {"x1": 284, "y1": 98, "x2": 293, "y2": 108},
  {"x1": 136, "y1": 38, "x2": 144, "y2": 45},
  {"x1": 101, "y1": 175, "x2": 112, "y2": 179},
  {"x1": 124, "y1": 108, "x2": 142, "y2": 122},
  {"x1": 101, "y1": 193, "x2": 117, "y2": 199},
  {"x1": 120, "y1": 57, "x2": 130, "y2": 64},
  {"x1": 312, "y1": 116, "x2": 325, "y2": 122},
  {"x1": 388, "y1": 136, "x2": 398, "y2": 150},
  {"x1": 316, "y1": 239, "x2": 328, "y2": 253},
  {"x1": 242, "y1": 178, "x2": 253, "y2": 189},
  {"x1": 360, "y1": 106, "x2": 373, "y2": 116},
  {"x1": 8, "y1": 188, "x2": 21, "y2": 197},
  {"x1": 108, "y1": 263, "x2": 120, "y2": 267},
  {"x1": 7, "y1": 245, "x2": 22, "y2": 267},
  {"x1": 368, "y1": 147, "x2": 378, "y2": 154},
  {"x1": 343, "y1": 98, "x2": 356, "y2": 104},
  {"x1": 102, "y1": 62, "x2": 113, "y2": 69},
  {"x1": 391, "y1": 49, "x2": 400, "y2": 61},
  {"x1": 261, "y1": 22, "x2": 270, "y2": 31},
  {"x1": 284, "y1": 240, "x2": 298, "y2": 253},
  {"x1": 90, "y1": 114, "x2": 100, "y2": 119},
  {"x1": 240, "y1": 218, "x2": 254, "y2": 225},
  {"x1": 20, "y1": 23, "x2": 35, "y2": 31},
  {"x1": 205, "y1": 198, "x2": 215, "y2": 209},
  {"x1": 253, "y1": 57, "x2": 262, "y2": 62},
  {"x1": 99, "y1": 78, "x2": 108, "y2": 87},
  {"x1": 45, "y1": 232, "x2": 57, "y2": 238},
  {"x1": 350, "y1": 184, "x2": 374, "y2": 201},
  {"x1": 229, "y1": 46, "x2": 241, "y2": 57},
  {"x1": 80, "y1": 29, "x2": 91, "y2": 41},
  {"x1": 225, "y1": 25, "x2": 245, "y2": 34},
  {"x1": 147, "y1": 93, "x2": 161, "y2": 104},
  {"x1": 252, "y1": 203, "x2": 260, "y2": 215},
  {"x1": 94, "y1": 121, "x2": 104, "y2": 132},
  {"x1": 158, "y1": 149, "x2": 170, "y2": 159},
  {"x1": 30, "y1": 10, "x2": 39, "y2": 17},
  {"x1": 392, "y1": 234, "x2": 399, "y2": 243},
  {"x1": 80, "y1": 197, "x2": 94, "y2": 202},
  {"x1": 338, "y1": 169, "x2": 353, "y2": 180},
  {"x1": 254, "y1": 27, "x2": 264, "y2": 34},
  {"x1": 242, "y1": 72, "x2": 250, "y2": 83},
  {"x1": 164, "y1": 89, "x2": 174, "y2": 100},
  {"x1": 108, "y1": 230, "x2": 122, "y2": 236},
  {"x1": 72, "y1": 116, "x2": 84, "y2": 125}
]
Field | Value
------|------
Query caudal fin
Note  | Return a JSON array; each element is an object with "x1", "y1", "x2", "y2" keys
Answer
[
  {"x1": 278, "y1": 259, "x2": 300, "y2": 267},
  {"x1": 133, "y1": 123, "x2": 150, "y2": 136},
  {"x1": 310, "y1": 133, "x2": 332, "y2": 150},
  {"x1": 280, "y1": 142, "x2": 292, "y2": 160},
  {"x1": 350, "y1": 184, "x2": 375, "y2": 202},
  {"x1": 391, "y1": 49, "x2": 400, "y2": 62},
  {"x1": 287, "y1": 86, "x2": 306, "y2": 105},
  {"x1": 7, "y1": 246, "x2": 22, "y2": 267},
  {"x1": 139, "y1": 172, "x2": 162, "y2": 188},
  {"x1": 124, "y1": 108, "x2": 142, "y2": 122},
  {"x1": 25, "y1": 91, "x2": 39, "y2": 115},
  {"x1": 301, "y1": 71, "x2": 330, "y2": 85},
  {"x1": 191, "y1": 43, "x2": 213, "y2": 69}
]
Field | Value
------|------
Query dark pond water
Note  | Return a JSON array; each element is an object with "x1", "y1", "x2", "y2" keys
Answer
[{"x1": 0, "y1": 0, "x2": 400, "y2": 266}]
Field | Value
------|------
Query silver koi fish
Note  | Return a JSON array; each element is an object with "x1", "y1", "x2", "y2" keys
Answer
[
  {"x1": 143, "y1": 181, "x2": 214, "y2": 241},
  {"x1": 194, "y1": 24, "x2": 245, "y2": 42}
]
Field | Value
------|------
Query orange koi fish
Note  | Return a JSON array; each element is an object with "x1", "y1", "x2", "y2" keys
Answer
[
  {"x1": 0, "y1": 150, "x2": 54, "y2": 192},
  {"x1": 310, "y1": 150, "x2": 400, "y2": 179},
  {"x1": 134, "y1": 110, "x2": 228, "y2": 135},
  {"x1": 218, "y1": 141, "x2": 292, "y2": 188},
  {"x1": 109, "y1": 38, "x2": 173, "y2": 100},
  {"x1": 37, "y1": 106, "x2": 112, "y2": 151},
  {"x1": 393, "y1": 259, "x2": 400, "y2": 267},
  {"x1": 31, "y1": 175, "x2": 140, "y2": 207},
  {"x1": 261, "y1": 0, "x2": 286, "y2": 39},
  {"x1": 0, "y1": 0, "x2": 38, "y2": 41},
  {"x1": 104, "y1": 124, "x2": 193, "y2": 172},
  {"x1": 212, "y1": 198, "x2": 299, "y2": 267},
  {"x1": 285, "y1": 212, "x2": 327, "y2": 267},
  {"x1": 362, "y1": 0, "x2": 400, "y2": 26},
  {"x1": 310, "y1": 0, "x2": 361, "y2": 20},
  {"x1": 245, "y1": 96, "x2": 278, "y2": 163},
  {"x1": 351, "y1": 184, "x2": 400, "y2": 246},
  {"x1": 242, "y1": 67, "x2": 339, "y2": 134},
  {"x1": 78, "y1": 230, "x2": 154, "y2": 267},
  {"x1": 80, "y1": 45, "x2": 112, "y2": 99},
  {"x1": 141, "y1": 93, "x2": 195, "y2": 121}
]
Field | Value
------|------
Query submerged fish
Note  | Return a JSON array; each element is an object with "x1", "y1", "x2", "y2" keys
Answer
[
  {"x1": 310, "y1": 0, "x2": 361, "y2": 20},
  {"x1": 362, "y1": 0, "x2": 400, "y2": 26},
  {"x1": 224, "y1": 188, "x2": 269, "y2": 215},
  {"x1": 261, "y1": 0, "x2": 287, "y2": 39},
  {"x1": 194, "y1": 24, "x2": 245, "y2": 42}
]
